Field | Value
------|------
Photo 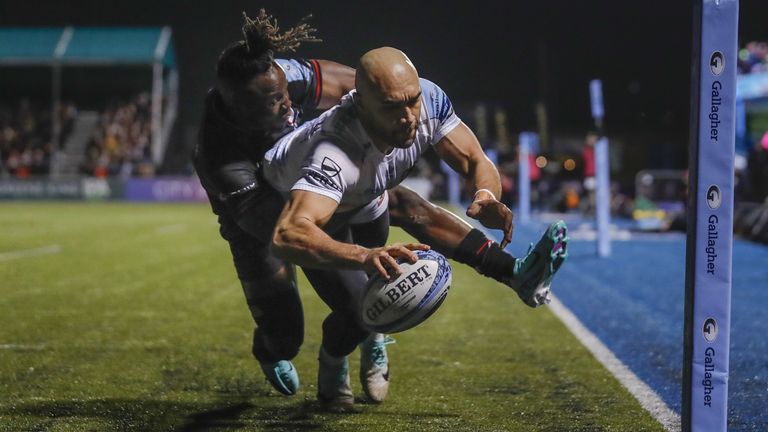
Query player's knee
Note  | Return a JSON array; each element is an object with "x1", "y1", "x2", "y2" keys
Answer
[{"x1": 271, "y1": 265, "x2": 294, "y2": 285}]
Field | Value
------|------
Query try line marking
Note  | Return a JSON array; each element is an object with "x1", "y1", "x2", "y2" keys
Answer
[
  {"x1": 466, "y1": 218, "x2": 680, "y2": 431},
  {"x1": 0, "y1": 244, "x2": 62, "y2": 262},
  {"x1": 549, "y1": 296, "x2": 681, "y2": 432}
]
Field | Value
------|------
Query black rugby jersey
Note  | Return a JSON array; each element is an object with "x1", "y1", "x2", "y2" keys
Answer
[{"x1": 193, "y1": 59, "x2": 321, "y2": 241}]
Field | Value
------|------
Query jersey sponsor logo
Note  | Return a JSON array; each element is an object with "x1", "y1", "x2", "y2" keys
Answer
[
  {"x1": 303, "y1": 167, "x2": 342, "y2": 193},
  {"x1": 320, "y1": 157, "x2": 342, "y2": 190},
  {"x1": 321, "y1": 157, "x2": 341, "y2": 176}
]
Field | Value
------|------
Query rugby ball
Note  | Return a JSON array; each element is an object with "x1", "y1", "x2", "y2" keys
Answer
[{"x1": 360, "y1": 249, "x2": 452, "y2": 333}]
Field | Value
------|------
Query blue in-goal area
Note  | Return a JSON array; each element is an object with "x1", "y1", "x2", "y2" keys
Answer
[{"x1": 498, "y1": 219, "x2": 767, "y2": 431}]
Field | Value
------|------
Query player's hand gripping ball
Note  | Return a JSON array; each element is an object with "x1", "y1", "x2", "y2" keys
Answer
[{"x1": 361, "y1": 249, "x2": 452, "y2": 333}]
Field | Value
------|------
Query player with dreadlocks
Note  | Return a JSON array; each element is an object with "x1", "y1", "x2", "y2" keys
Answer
[{"x1": 194, "y1": 10, "x2": 557, "y2": 411}]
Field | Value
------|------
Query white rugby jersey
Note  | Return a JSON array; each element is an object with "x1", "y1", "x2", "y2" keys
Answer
[{"x1": 263, "y1": 78, "x2": 461, "y2": 219}]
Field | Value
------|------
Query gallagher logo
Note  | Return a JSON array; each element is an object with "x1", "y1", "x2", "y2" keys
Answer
[
  {"x1": 706, "y1": 185, "x2": 721, "y2": 210},
  {"x1": 703, "y1": 317, "x2": 718, "y2": 342},
  {"x1": 710, "y1": 51, "x2": 724, "y2": 76}
]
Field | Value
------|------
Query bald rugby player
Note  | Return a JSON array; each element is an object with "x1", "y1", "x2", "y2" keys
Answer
[
  {"x1": 195, "y1": 11, "x2": 568, "y2": 410},
  {"x1": 264, "y1": 47, "x2": 570, "y2": 410}
]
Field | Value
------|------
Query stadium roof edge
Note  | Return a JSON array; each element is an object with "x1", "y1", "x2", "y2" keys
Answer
[{"x1": 0, "y1": 26, "x2": 176, "y2": 68}]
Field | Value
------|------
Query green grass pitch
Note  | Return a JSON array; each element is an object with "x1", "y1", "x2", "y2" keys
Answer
[{"x1": 0, "y1": 202, "x2": 665, "y2": 431}]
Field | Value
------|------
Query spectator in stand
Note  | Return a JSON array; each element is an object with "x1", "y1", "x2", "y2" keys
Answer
[
  {"x1": 738, "y1": 41, "x2": 768, "y2": 74},
  {"x1": 0, "y1": 98, "x2": 59, "y2": 177},
  {"x1": 83, "y1": 93, "x2": 154, "y2": 177}
]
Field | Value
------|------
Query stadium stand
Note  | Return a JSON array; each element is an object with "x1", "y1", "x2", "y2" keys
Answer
[
  {"x1": 80, "y1": 93, "x2": 154, "y2": 177},
  {"x1": 0, "y1": 27, "x2": 177, "y2": 178},
  {"x1": 0, "y1": 99, "x2": 78, "y2": 177}
]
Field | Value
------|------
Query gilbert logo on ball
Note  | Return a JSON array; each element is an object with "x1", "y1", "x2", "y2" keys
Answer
[
  {"x1": 709, "y1": 51, "x2": 724, "y2": 76},
  {"x1": 361, "y1": 249, "x2": 452, "y2": 333}
]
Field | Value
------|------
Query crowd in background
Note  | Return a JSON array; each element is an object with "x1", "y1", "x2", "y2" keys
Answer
[
  {"x1": 736, "y1": 41, "x2": 768, "y2": 204},
  {"x1": 2, "y1": 86, "x2": 768, "y2": 244},
  {"x1": 0, "y1": 99, "x2": 76, "y2": 177},
  {"x1": 739, "y1": 41, "x2": 768, "y2": 74},
  {"x1": 0, "y1": 94, "x2": 155, "y2": 178},
  {"x1": 81, "y1": 93, "x2": 155, "y2": 178}
]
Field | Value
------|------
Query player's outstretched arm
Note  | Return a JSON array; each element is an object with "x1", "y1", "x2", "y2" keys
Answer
[
  {"x1": 315, "y1": 60, "x2": 355, "y2": 109},
  {"x1": 272, "y1": 190, "x2": 427, "y2": 279},
  {"x1": 388, "y1": 185, "x2": 474, "y2": 256},
  {"x1": 434, "y1": 122, "x2": 514, "y2": 248}
]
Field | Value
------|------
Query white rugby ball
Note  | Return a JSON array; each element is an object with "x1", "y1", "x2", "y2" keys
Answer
[{"x1": 360, "y1": 249, "x2": 452, "y2": 333}]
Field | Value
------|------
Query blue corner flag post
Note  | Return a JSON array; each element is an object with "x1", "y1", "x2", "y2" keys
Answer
[
  {"x1": 590, "y1": 79, "x2": 611, "y2": 257},
  {"x1": 683, "y1": 1, "x2": 738, "y2": 431},
  {"x1": 518, "y1": 132, "x2": 535, "y2": 224}
]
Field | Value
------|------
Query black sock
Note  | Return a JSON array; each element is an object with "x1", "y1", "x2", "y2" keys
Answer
[
  {"x1": 454, "y1": 229, "x2": 516, "y2": 282},
  {"x1": 453, "y1": 228, "x2": 492, "y2": 267},
  {"x1": 479, "y1": 243, "x2": 517, "y2": 282}
]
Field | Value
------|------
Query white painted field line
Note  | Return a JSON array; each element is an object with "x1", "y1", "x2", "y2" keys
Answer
[
  {"x1": 0, "y1": 343, "x2": 46, "y2": 351},
  {"x1": 0, "y1": 244, "x2": 62, "y2": 262},
  {"x1": 461, "y1": 214, "x2": 680, "y2": 431},
  {"x1": 155, "y1": 223, "x2": 187, "y2": 235},
  {"x1": 548, "y1": 296, "x2": 681, "y2": 432}
]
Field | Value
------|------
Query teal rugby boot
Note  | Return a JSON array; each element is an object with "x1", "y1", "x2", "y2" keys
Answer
[
  {"x1": 506, "y1": 220, "x2": 569, "y2": 307},
  {"x1": 259, "y1": 360, "x2": 300, "y2": 395}
]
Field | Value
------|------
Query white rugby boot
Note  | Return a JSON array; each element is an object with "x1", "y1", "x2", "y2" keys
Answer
[{"x1": 359, "y1": 333, "x2": 395, "y2": 403}]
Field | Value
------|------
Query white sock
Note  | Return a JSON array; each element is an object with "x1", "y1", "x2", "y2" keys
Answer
[{"x1": 371, "y1": 333, "x2": 385, "y2": 342}]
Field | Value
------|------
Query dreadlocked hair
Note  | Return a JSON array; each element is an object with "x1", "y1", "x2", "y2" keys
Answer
[{"x1": 216, "y1": 9, "x2": 321, "y2": 85}]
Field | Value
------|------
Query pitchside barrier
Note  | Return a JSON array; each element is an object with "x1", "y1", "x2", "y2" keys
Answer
[
  {"x1": 0, "y1": 176, "x2": 208, "y2": 202},
  {"x1": 683, "y1": 0, "x2": 738, "y2": 431}
]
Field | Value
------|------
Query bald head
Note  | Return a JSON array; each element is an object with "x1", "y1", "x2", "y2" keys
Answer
[
  {"x1": 356, "y1": 47, "x2": 419, "y2": 98},
  {"x1": 354, "y1": 47, "x2": 422, "y2": 151}
]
